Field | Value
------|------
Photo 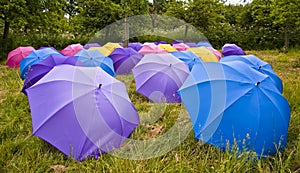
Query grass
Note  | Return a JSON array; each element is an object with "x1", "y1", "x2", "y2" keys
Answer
[{"x1": 0, "y1": 50, "x2": 300, "y2": 172}]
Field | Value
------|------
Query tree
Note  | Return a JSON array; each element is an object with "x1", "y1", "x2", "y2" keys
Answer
[{"x1": 271, "y1": 0, "x2": 300, "y2": 50}]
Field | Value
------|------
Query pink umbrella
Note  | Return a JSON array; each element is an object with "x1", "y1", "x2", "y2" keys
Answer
[
  {"x1": 206, "y1": 47, "x2": 223, "y2": 60},
  {"x1": 172, "y1": 43, "x2": 190, "y2": 51},
  {"x1": 6, "y1": 46, "x2": 35, "y2": 68},
  {"x1": 138, "y1": 45, "x2": 168, "y2": 55},
  {"x1": 60, "y1": 44, "x2": 83, "y2": 56}
]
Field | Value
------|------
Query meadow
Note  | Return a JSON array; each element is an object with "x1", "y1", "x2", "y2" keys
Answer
[{"x1": 0, "y1": 50, "x2": 299, "y2": 172}]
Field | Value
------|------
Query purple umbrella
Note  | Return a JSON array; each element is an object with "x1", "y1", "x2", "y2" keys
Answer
[
  {"x1": 185, "y1": 42, "x2": 198, "y2": 48},
  {"x1": 109, "y1": 48, "x2": 143, "y2": 75},
  {"x1": 26, "y1": 65, "x2": 140, "y2": 161},
  {"x1": 128, "y1": 42, "x2": 143, "y2": 51},
  {"x1": 83, "y1": 43, "x2": 101, "y2": 49},
  {"x1": 154, "y1": 41, "x2": 168, "y2": 45},
  {"x1": 22, "y1": 55, "x2": 83, "y2": 95},
  {"x1": 222, "y1": 43, "x2": 246, "y2": 56},
  {"x1": 171, "y1": 40, "x2": 184, "y2": 45},
  {"x1": 132, "y1": 54, "x2": 190, "y2": 103}
]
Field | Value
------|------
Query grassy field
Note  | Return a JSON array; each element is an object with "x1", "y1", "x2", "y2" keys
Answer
[{"x1": 0, "y1": 50, "x2": 299, "y2": 172}]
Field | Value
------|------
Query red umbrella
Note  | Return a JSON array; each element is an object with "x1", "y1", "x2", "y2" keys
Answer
[{"x1": 6, "y1": 46, "x2": 35, "y2": 68}]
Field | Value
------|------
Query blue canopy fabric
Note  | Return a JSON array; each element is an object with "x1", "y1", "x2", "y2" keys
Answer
[
  {"x1": 220, "y1": 54, "x2": 283, "y2": 93},
  {"x1": 171, "y1": 50, "x2": 202, "y2": 71},
  {"x1": 178, "y1": 61, "x2": 290, "y2": 157}
]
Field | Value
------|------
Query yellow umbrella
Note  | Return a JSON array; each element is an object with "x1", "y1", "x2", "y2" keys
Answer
[
  {"x1": 158, "y1": 44, "x2": 177, "y2": 52},
  {"x1": 187, "y1": 47, "x2": 219, "y2": 62},
  {"x1": 102, "y1": 42, "x2": 123, "y2": 53},
  {"x1": 89, "y1": 47, "x2": 111, "y2": 56}
]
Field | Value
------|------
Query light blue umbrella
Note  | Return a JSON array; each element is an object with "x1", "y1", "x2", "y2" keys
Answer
[
  {"x1": 20, "y1": 48, "x2": 61, "y2": 79},
  {"x1": 171, "y1": 50, "x2": 202, "y2": 71},
  {"x1": 220, "y1": 54, "x2": 283, "y2": 93},
  {"x1": 178, "y1": 61, "x2": 290, "y2": 157},
  {"x1": 74, "y1": 49, "x2": 115, "y2": 77}
]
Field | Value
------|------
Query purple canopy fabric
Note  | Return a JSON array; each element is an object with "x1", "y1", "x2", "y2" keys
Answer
[
  {"x1": 185, "y1": 42, "x2": 198, "y2": 48},
  {"x1": 132, "y1": 54, "x2": 190, "y2": 103},
  {"x1": 128, "y1": 42, "x2": 143, "y2": 51},
  {"x1": 26, "y1": 65, "x2": 140, "y2": 161},
  {"x1": 21, "y1": 55, "x2": 83, "y2": 95},
  {"x1": 154, "y1": 41, "x2": 168, "y2": 45},
  {"x1": 222, "y1": 44, "x2": 246, "y2": 56},
  {"x1": 83, "y1": 43, "x2": 101, "y2": 49},
  {"x1": 171, "y1": 40, "x2": 184, "y2": 45},
  {"x1": 108, "y1": 48, "x2": 143, "y2": 75}
]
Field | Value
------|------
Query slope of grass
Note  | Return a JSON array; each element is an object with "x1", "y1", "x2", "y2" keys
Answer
[{"x1": 0, "y1": 50, "x2": 299, "y2": 172}]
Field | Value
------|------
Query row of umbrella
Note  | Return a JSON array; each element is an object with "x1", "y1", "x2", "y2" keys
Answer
[{"x1": 5, "y1": 41, "x2": 289, "y2": 161}]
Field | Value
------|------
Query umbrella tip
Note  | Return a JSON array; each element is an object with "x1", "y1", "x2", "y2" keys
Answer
[
  {"x1": 98, "y1": 84, "x2": 102, "y2": 89},
  {"x1": 255, "y1": 82, "x2": 261, "y2": 86},
  {"x1": 258, "y1": 65, "x2": 262, "y2": 70},
  {"x1": 170, "y1": 64, "x2": 172, "y2": 67}
]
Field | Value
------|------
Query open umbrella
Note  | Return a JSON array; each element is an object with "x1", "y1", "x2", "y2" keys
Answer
[
  {"x1": 138, "y1": 45, "x2": 168, "y2": 55},
  {"x1": 188, "y1": 47, "x2": 219, "y2": 62},
  {"x1": 178, "y1": 61, "x2": 290, "y2": 157},
  {"x1": 185, "y1": 42, "x2": 198, "y2": 48},
  {"x1": 197, "y1": 41, "x2": 212, "y2": 47},
  {"x1": 60, "y1": 44, "x2": 83, "y2": 56},
  {"x1": 172, "y1": 43, "x2": 190, "y2": 51},
  {"x1": 158, "y1": 44, "x2": 177, "y2": 52},
  {"x1": 21, "y1": 55, "x2": 83, "y2": 95},
  {"x1": 108, "y1": 48, "x2": 143, "y2": 75},
  {"x1": 26, "y1": 65, "x2": 140, "y2": 161},
  {"x1": 220, "y1": 54, "x2": 283, "y2": 93},
  {"x1": 171, "y1": 50, "x2": 202, "y2": 71},
  {"x1": 132, "y1": 54, "x2": 189, "y2": 103},
  {"x1": 102, "y1": 42, "x2": 123, "y2": 54},
  {"x1": 89, "y1": 47, "x2": 111, "y2": 56},
  {"x1": 83, "y1": 43, "x2": 101, "y2": 49},
  {"x1": 128, "y1": 42, "x2": 143, "y2": 52},
  {"x1": 20, "y1": 48, "x2": 61, "y2": 79},
  {"x1": 222, "y1": 43, "x2": 245, "y2": 56},
  {"x1": 74, "y1": 49, "x2": 115, "y2": 77},
  {"x1": 6, "y1": 46, "x2": 35, "y2": 68}
]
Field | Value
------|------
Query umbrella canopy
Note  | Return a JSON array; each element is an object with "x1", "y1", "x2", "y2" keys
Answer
[
  {"x1": 108, "y1": 48, "x2": 143, "y2": 75},
  {"x1": 102, "y1": 42, "x2": 123, "y2": 54},
  {"x1": 206, "y1": 47, "x2": 223, "y2": 60},
  {"x1": 220, "y1": 54, "x2": 283, "y2": 93},
  {"x1": 171, "y1": 50, "x2": 202, "y2": 71},
  {"x1": 188, "y1": 47, "x2": 219, "y2": 62},
  {"x1": 6, "y1": 46, "x2": 35, "y2": 68},
  {"x1": 89, "y1": 47, "x2": 111, "y2": 56},
  {"x1": 185, "y1": 42, "x2": 198, "y2": 48},
  {"x1": 197, "y1": 41, "x2": 212, "y2": 47},
  {"x1": 132, "y1": 54, "x2": 189, "y2": 103},
  {"x1": 22, "y1": 55, "x2": 83, "y2": 95},
  {"x1": 178, "y1": 61, "x2": 290, "y2": 157},
  {"x1": 138, "y1": 45, "x2": 168, "y2": 55},
  {"x1": 20, "y1": 48, "x2": 61, "y2": 79},
  {"x1": 158, "y1": 44, "x2": 178, "y2": 52},
  {"x1": 222, "y1": 43, "x2": 245, "y2": 56},
  {"x1": 60, "y1": 44, "x2": 83, "y2": 56},
  {"x1": 143, "y1": 42, "x2": 156, "y2": 46},
  {"x1": 172, "y1": 43, "x2": 190, "y2": 51},
  {"x1": 26, "y1": 65, "x2": 140, "y2": 161},
  {"x1": 83, "y1": 43, "x2": 101, "y2": 49},
  {"x1": 74, "y1": 49, "x2": 115, "y2": 76},
  {"x1": 172, "y1": 40, "x2": 184, "y2": 45},
  {"x1": 154, "y1": 41, "x2": 168, "y2": 45},
  {"x1": 128, "y1": 42, "x2": 143, "y2": 51}
]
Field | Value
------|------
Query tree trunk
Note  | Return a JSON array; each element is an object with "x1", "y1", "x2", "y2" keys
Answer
[
  {"x1": 3, "y1": 20, "x2": 10, "y2": 52},
  {"x1": 284, "y1": 27, "x2": 289, "y2": 52},
  {"x1": 184, "y1": 25, "x2": 189, "y2": 42}
]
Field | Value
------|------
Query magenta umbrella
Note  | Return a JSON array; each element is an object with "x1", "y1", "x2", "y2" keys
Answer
[
  {"x1": 132, "y1": 54, "x2": 190, "y2": 103},
  {"x1": 26, "y1": 65, "x2": 140, "y2": 161},
  {"x1": 108, "y1": 48, "x2": 143, "y2": 75},
  {"x1": 60, "y1": 44, "x2": 83, "y2": 56},
  {"x1": 6, "y1": 46, "x2": 35, "y2": 68}
]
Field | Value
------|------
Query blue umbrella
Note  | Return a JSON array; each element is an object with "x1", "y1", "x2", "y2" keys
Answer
[
  {"x1": 20, "y1": 48, "x2": 61, "y2": 79},
  {"x1": 171, "y1": 50, "x2": 202, "y2": 71},
  {"x1": 220, "y1": 54, "x2": 283, "y2": 93},
  {"x1": 178, "y1": 61, "x2": 290, "y2": 157},
  {"x1": 74, "y1": 49, "x2": 115, "y2": 77}
]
